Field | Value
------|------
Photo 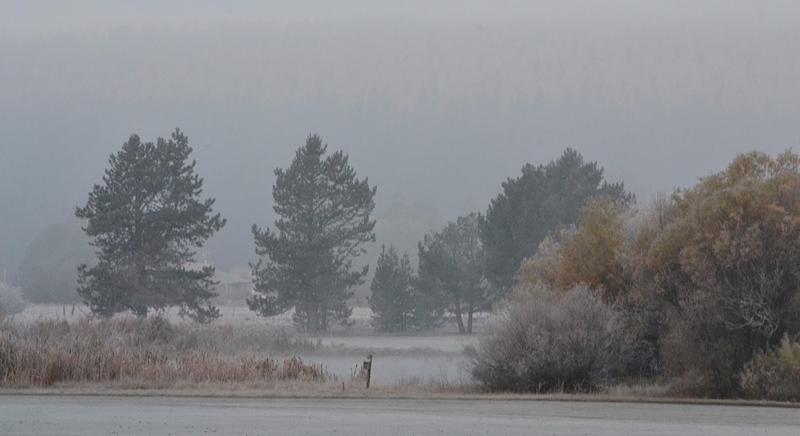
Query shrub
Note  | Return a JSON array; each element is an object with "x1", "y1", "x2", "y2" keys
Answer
[
  {"x1": 642, "y1": 151, "x2": 800, "y2": 396},
  {"x1": 0, "y1": 281, "x2": 27, "y2": 317},
  {"x1": 518, "y1": 199, "x2": 664, "y2": 377},
  {"x1": 555, "y1": 201, "x2": 629, "y2": 302},
  {"x1": 471, "y1": 284, "x2": 630, "y2": 392},
  {"x1": 740, "y1": 336, "x2": 800, "y2": 402},
  {"x1": 0, "y1": 334, "x2": 15, "y2": 381}
]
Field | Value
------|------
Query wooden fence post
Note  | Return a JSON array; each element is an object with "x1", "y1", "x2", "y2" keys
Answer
[{"x1": 363, "y1": 354, "x2": 373, "y2": 389}]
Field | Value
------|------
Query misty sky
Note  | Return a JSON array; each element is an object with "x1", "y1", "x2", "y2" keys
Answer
[{"x1": 1, "y1": 1, "x2": 799, "y2": 277}]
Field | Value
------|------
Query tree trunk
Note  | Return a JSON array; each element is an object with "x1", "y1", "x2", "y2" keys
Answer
[
  {"x1": 454, "y1": 299, "x2": 466, "y2": 334},
  {"x1": 320, "y1": 301, "x2": 328, "y2": 333},
  {"x1": 467, "y1": 303, "x2": 474, "y2": 334}
]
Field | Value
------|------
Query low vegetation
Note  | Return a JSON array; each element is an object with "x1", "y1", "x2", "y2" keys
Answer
[
  {"x1": 0, "y1": 317, "x2": 326, "y2": 388},
  {"x1": 0, "y1": 282, "x2": 26, "y2": 318},
  {"x1": 471, "y1": 285, "x2": 629, "y2": 392},
  {"x1": 740, "y1": 336, "x2": 800, "y2": 402}
]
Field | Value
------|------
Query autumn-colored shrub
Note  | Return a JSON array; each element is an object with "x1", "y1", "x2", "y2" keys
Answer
[
  {"x1": 518, "y1": 199, "x2": 663, "y2": 376},
  {"x1": 642, "y1": 151, "x2": 800, "y2": 396},
  {"x1": 519, "y1": 200, "x2": 629, "y2": 302},
  {"x1": 740, "y1": 336, "x2": 800, "y2": 402},
  {"x1": 512, "y1": 151, "x2": 800, "y2": 397}
]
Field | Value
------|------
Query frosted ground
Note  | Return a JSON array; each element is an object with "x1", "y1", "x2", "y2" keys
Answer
[{"x1": 14, "y1": 304, "x2": 485, "y2": 385}]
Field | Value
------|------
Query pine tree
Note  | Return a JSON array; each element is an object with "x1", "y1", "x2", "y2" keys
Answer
[
  {"x1": 76, "y1": 129, "x2": 226, "y2": 323},
  {"x1": 369, "y1": 245, "x2": 415, "y2": 332},
  {"x1": 417, "y1": 213, "x2": 488, "y2": 334},
  {"x1": 480, "y1": 148, "x2": 633, "y2": 293},
  {"x1": 249, "y1": 134, "x2": 376, "y2": 332}
]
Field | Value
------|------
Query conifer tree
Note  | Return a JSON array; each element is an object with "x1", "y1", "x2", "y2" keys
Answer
[
  {"x1": 369, "y1": 245, "x2": 415, "y2": 332},
  {"x1": 249, "y1": 134, "x2": 376, "y2": 332},
  {"x1": 480, "y1": 148, "x2": 632, "y2": 292},
  {"x1": 76, "y1": 129, "x2": 226, "y2": 322},
  {"x1": 418, "y1": 213, "x2": 488, "y2": 334}
]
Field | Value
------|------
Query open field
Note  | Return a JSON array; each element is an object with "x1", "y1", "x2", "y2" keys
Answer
[
  {"x1": 2, "y1": 305, "x2": 481, "y2": 387},
  {"x1": 1, "y1": 395, "x2": 798, "y2": 436}
]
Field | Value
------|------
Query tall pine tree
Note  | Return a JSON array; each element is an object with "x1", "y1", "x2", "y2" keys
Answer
[
  {"x1": 249, "y1": 134, "x2": 376, "y2": 332},
  {"x1": 76, "y1": 129, "x2": 226, "y2": 322}
]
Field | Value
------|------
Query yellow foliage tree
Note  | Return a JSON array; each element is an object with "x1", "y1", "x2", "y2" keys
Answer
[
  {"x1": 519, "y1": 200, "x2": 629, "y2": 302},
  {"x1": 643, "y1": 150, "x2": 800, "y2": 395}
]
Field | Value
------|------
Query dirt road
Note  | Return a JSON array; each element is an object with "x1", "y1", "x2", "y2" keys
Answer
[{"x1": 1, "y1": 395, "x2": 798, "y2": 435}]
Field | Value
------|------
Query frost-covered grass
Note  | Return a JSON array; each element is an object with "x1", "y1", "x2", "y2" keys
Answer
[
  {"x1": 10, "y1": 304, "x2": 485, "y2": 385},
  {"x1": 0, "y1": 317, "x2": 328, "y2": 388},
  {"x1": 0, "y1": 311, "x2": 480, "y2": 389}
]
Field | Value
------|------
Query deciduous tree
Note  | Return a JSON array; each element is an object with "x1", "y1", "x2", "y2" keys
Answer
[{"x1": 644, "y1": 151, "x2": 800, "y2": 395}]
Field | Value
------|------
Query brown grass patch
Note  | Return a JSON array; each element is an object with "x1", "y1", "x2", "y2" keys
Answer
[{"x1": 0, "y1": 317, "x2": 326, "y2": 388}]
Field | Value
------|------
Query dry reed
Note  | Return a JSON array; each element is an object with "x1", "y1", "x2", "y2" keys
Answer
[{"x1": 0, "y1": 317, "x2": 327, "y2": 387}]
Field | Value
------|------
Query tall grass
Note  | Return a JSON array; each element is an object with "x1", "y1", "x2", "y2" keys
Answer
[{"x1": 0, "y1": 317, "x2": 326, "y2": 388}]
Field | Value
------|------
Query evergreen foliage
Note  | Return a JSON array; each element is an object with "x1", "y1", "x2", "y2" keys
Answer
[
  {"x1": 480, "y1": 148, "x2": 633, "y2": 292},
  {"x1": 76, "y1": 129, "x2": 226, "y2": 323},
  {"x1": 369, "y1": 245, "x2": 415, "y2": 332},
  {"x1": 417, "y1": 213, "x2": 490, "y2": 334},
  {"x1": 249, "y1": 134, "x2": 376, "y2": 332}
]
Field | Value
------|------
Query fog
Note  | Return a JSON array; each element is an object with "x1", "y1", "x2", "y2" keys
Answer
[{"x1": 2, "y1": 0, "x2": 799, "y2": 277}]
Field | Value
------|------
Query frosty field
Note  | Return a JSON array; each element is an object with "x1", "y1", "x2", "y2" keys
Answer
[{"x1": 8, "y1": 304, "x2": 482, "y2": 386}]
